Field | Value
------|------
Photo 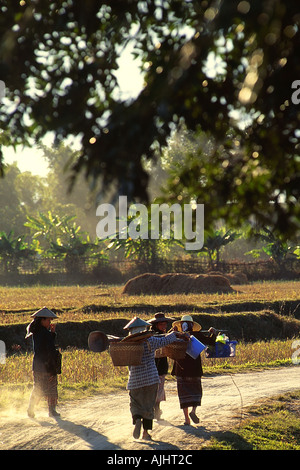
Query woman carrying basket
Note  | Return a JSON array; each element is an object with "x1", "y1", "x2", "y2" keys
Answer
[
  {"x1": 171, "y1": 315, "x2": 217, "y2": 426},
  {"x1": 149, "y1": 312, "x2": 174, "y2": 420},
  {"x1": 124, "y1": 316, "x2": 188, "y2": 440}
]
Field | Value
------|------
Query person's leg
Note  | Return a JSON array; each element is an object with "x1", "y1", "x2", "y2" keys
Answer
[
  {"x1": 183, "y1": 407, "x2": 190, "y2": 425},
  {"x1": 178, "y1": 377, "x2": 202, "y2": 425},
  {"x1": 27, "y1": 373, "x2": 42, "y2": 418},
  {"x1": 27, "y1": 386, "x2": 40, "y2": 418},
  {"x1": 155, "y1": 401, "x2": 164, "y2": 420},
  {"x1": 130, "y1": 385, "x2": 157, "y2": 439},
  {"x1": 133, "y1": 415, "x2": 142, "y2": 439},
  {"x1": 155, "y1": 375, "x2": 166, "y2": 420},
  {"x1": 47, "y1": 374, "x2": 60, "y2": 417},
  {"x1": 142, "y1": 418, "x2": 153, "y2": 440},
  {"x1": 189, "y1": 405, "x2": 199, "y2": 424},
  {"x1": 48, "y1": 400, "x2": 60, "y2": 417}
]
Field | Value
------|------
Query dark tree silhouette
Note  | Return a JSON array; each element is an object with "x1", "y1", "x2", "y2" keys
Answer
[{"x1": 0, "y1": 1, "x2": 299, "y2": 238}]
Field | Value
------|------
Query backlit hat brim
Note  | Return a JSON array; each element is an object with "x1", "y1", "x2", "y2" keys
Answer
[{"x1": 31, "y1": 307, "x2": 58, "y2": 319}]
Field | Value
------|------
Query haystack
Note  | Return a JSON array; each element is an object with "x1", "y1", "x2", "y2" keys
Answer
[
  {"x1": 122, "y1": 272, "x2": 234, "y2": 295},
  {"x1": 208, "y1": 270, "x2": 248, "y2": 285}
]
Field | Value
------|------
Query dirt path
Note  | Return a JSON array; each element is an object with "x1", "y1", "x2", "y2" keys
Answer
[{"x1": 0, "y1": 367, "x2": 299, "y2": 450}]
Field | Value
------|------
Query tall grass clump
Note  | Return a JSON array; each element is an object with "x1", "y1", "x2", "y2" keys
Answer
[{"x1": 59, "y1": 349, "x2": 128, "y2": 392}]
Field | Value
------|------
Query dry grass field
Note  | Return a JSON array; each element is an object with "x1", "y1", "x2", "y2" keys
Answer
[
  {"x1": 0, "y1": 280, "x2": 299, "y2": 405},
  {"x1": 0, "y1": 280, "x2": 299, "y2": 325}
]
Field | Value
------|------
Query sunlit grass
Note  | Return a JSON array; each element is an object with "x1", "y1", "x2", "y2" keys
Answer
[
  {"x1": 204, "y1": 391, "x2": 300, "y2": 450},
  {"x1": 0, "y1": 338, "x2": 296, "y2": 410},
  {"x1": 0, "y1": 349, "x2": 127, "y2": 389},
  {"x1": 1, "y1": 281, "x2": 299, "y2": 411},
  {"x1": 202, "y1": 339, "x2": 294, "y2": 374},
  {"x1": 0, "y1": 281, "x2": 299, "y2": 311},
  {"x1": 0, "y1": 281, "x2": 299, "y2": 325}
]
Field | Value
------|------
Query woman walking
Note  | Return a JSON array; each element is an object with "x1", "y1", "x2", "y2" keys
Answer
[
  {"x1": 124, "y1": 316, "x2": 188, "y2": 440},
  {"x1": 26, "y1": 307, "x2": 61, "y2": 418},
  {"x1": 171, "y1": 315, "x2": 217, "y2": 425},
  {"x1": 149, "y1": 312, "x2": 174, "y2": 420}
]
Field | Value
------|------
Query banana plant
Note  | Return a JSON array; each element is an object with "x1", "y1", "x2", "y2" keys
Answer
[
  {"x1": 198, "y1": 228, "x2": 239, "y2": 270},
  {"x1": 0, "y1": 231, "x2": 35, "y2": 273},
  {"x1": 24, "y1": 211, "x2": 76, "y2": 248},
  {"x1": 245, "y1": 227, "x2": 299, "y2": 269},
  {"x1": 106, "y1": 211, "x2": 183, "y2": 269}
]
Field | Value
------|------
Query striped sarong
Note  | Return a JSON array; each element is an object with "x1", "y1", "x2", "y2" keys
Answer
[
  {"x1": 31, "y1": 372, "x2": 58, "y2": 406},
  {"x1": 176, "y1": 376, "x2": 202, "y2": 409}
]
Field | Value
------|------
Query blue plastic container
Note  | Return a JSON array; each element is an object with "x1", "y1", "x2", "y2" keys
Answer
[
  {"x1": 205, "y1": 340, "x2": 237, "y2": 358},
  {"x1": 186, "y1": 335, "x2": 206, "y2": 359}
]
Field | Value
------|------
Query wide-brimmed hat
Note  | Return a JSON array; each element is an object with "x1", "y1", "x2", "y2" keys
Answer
[
  {"x1": 148, "y1": 312, "x2": 174, "y2": 324},
  {"x1": 172, "y1": 315, "x2": 201, "y2": 332},
  {"x1": 31, "y1": 307, "x2": 58, "y2": 319}
]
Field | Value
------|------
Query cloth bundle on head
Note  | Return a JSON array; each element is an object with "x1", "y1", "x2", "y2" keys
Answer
[
  {"x1": 123, "y1": 316, "x2": 151, "y2": 335},
  {"x1": 172, "y1": 315, "x2": 201, "y2": 332}
]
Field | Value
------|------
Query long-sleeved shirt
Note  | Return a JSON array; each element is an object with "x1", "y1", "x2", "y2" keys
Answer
[
  {"x1": 32, "y1": 326, "x2": 57, "y2": 374},
  {"x1": 171, "y1": 330, "x2": 216, "y2": 378},
  {"x1": 126, "y1": 332, "x2": 177, "y2": 390}
]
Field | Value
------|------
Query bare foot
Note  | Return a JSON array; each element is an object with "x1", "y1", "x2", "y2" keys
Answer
[{"x1": 142, "y1": 430, "x2": 152, "y2": 440}]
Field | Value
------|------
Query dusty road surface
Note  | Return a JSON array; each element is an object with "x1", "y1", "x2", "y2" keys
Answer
[{"x1": 0, "y1": 367, "x2": 299, "y2": 450}]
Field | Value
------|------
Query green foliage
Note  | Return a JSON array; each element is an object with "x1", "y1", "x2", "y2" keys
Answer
[
  {"x1": 49, "y1": 221, "x2": 99, "y2": 269},
  {"x1": 198, "y1": 228, "x2": 239, "y2": 269},
  {"x1": 0, "y1": 144, "x2": 101, "y2": 238},
  {"x1": 106, "y1": 211, "x2": 183, "y2": 267},
  {"x1": 25, "y1": 211, "x2": 73, "y2": 245},
  {"x1": 245, "y1": 227, "x2": 300, "y2": 267},
  {"x1": 0, "y1": 231, "x2": 35, "y2": 272},
  {"x1": 25, "y1": 211, "x2": 105, "y2": 267},
  {"x1": 0, "y1": 163, "x2": 28, "y2": 235},
  {"x1": 39, "y1": 143, "x2": 100, "y2": 235},
  {"x1": 0, "y1": 1, "x2": 299, "y2": 238}
]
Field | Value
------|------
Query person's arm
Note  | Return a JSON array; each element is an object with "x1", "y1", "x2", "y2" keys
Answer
[
  {"x1": 195, "y1": 328, "x2": 218, "y2": 346},
  {"x1": 150, "y1": 331, "x2": 188, "y2": 350}
]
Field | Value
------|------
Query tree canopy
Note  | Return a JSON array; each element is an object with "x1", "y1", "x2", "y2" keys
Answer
[{"x1": 0, "y1": 0, "x2": 299, "y2": 239}]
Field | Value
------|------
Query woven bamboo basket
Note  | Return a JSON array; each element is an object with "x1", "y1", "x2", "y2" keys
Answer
[
  {"x1": 109, "y1": 342, "x2": 144, "y2": 366},
  {"x1": 155, "y1": 341, "x2": 188, "y2": 360}
]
